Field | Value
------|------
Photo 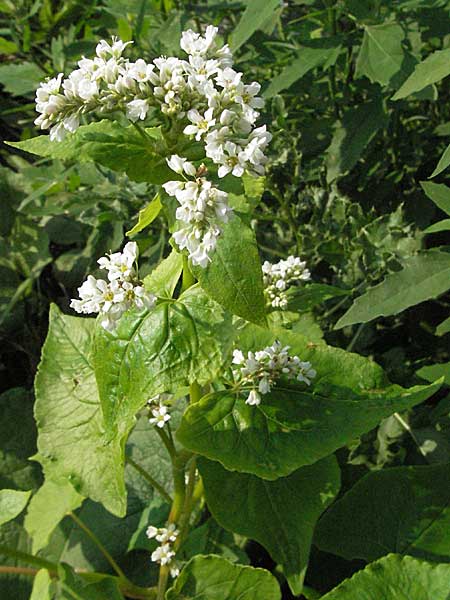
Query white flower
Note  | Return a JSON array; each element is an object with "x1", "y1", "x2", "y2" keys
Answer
[
  {"x1": 126, "y1": 98, "x2": 149, "y2": 121},
  {"x1": 263, "y1": 256, "x2": 311, "y2": 310},
  {"x1": 233, "y1": 341, "x2": 316, "y2": 406},
  {"x1": 98, "y1": 241, "x2": 138, "y2": 281},
  {"x1": 167, "y1": 155, "x2": 197, "y2": 177},
  {"x1": 151, "y1": 543, "x2": 175, "y2": 566},
  {"x1": 149, "y1": 404, "x2": 171, "y2": 428},
  {"x1": 180, "y1": 26, "x2": 218, "y2": 56},
  {"x1": 146, "y1": 524, "x2": 178, "y2": 543},
  {"x1": 96, "y1": 37, "x2": 132, "y2": 59},
  {"x1": 184, "y1": 108, "x2": 216, "y2": 141}
]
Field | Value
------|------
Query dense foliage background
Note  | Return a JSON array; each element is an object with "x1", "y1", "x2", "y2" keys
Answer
[{"x1": 1, "y1": 1, "x2": 450, "y2": 598}]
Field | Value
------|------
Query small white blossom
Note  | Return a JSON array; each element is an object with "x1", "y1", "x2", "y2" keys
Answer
[
  {"x1": 263, "y1": 256, "x2": 311, "y2": 310},
  {"x1": 167, "y1": 155, "x2": 197, "y2": 177},
  {"x1": 184, "y1": 108, "x2": 216, "y2": 140},
  {"x1": 233, "y1": 341, "x2": 316, "y2": 406},
  {"x1": 151, "y1": 544, "x2": 175, "y2": 566},
  {"x1": 98, "y1": 241, "x2": 138, "y2": 281},
  {"x1": 149, "y1": 404, "x2": 171, "y2": 428},
  {"x1": 126, "y1": 98, "x2": 149, "y2": 121}
]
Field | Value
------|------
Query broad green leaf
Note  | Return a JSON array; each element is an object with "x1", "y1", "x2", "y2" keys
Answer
[
  {"x1": 267, "y1": 311, "x2": 324, "y2": 344},
  {"x1": 288, "y1": 283, "x2": 350, "y2": 312},
  {"x1": 0, "y1": 62, "x2": 45, "y2": 96},
  {"x1": 264, "y1": 42, "x2": 342, "y2": 99},
  {"x1": 8, "y1": 121, "x2": 173, "y2": 185},
  {"x1": 199, "y1": 456, "x2": 340, "y2": 595},
  {"x1": 24, "y1": 480, "x2": 83, "y2": 554},
  {"x1": 392, "y1": 48, "x2": 450, "y2": 100},
  {"x1": 34, "y1": 304, "x2": 127, "y2": 516},
  {"x1": 344, "y1": 0, "x2": 381, "y2": 23},
  {"x1": 418, "y1": 362, "x2": 450, "y2": 386},
  {"x1": 320, "y1": 554, "x2": 450, "y2": 600},
  {"x1": 355, "y1": 23, "x2": 405, "y2": 86},
  {"x1": 336, "y1": 251, "x2": 450, "y2": 328},
  {"x1": 192, "y1": 215, "x2": 266, "y2": 325},
  {"x1": 315, "y1": 463, "x2": 450, "y2": 563},
  {"x1": 420, "y1": 181, "x2": 450, "y2": 215},
  {"x1": 30, "y1": 569, "x2": 53, "y2": 600},
  {"x1": 143, "y1": 250, "x2": 183, "y2": 298},
  {"x1": 326, "y1": 99, "x2": 388, "y2": 183},
  {"x1": 93, "y1": 285, "x2": 233, "y2": 437},
  {"x1": 436, "y1": 316, "x2": 450, "y2": 336},
  {"x1": 228, "y1": 175, "x2": 265, "y2": 213},
  {"x1": 126, "y1": 194, "x2": 162, "y2": 236},
  {"x1": 57, "y1": 564, "x2": 125, "y2": 600},
  {"x1": 424, "y1": 219, "x2": 450, "y2": 234},
  {"x1": 230, "y1": 0, "x2": 281, "y2": 51},
  {"x1": 177, "y1": 326, "x2": 440, "y2": 478},
  {"x1": 0, "y1": 490, "x2": 31, "y2": 526},
  {"x1": 166, "y1": 555, "x2": 281, "y2": 600},
  {"x1": 431, "y1": 142, "x2": 450, "y2": 178}
]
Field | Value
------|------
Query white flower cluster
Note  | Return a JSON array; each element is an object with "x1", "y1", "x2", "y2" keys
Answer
[
  {"x1": 35, "y1": 27, "x2": 271, "y2": 175},
  {"x1": 70, "y1": 242, "x2": 155, "y2": 331},
  {"x1": 262, "y1": 256, "x2": 311, "y2": 310},
  {"x1": 232, "y1": 341, "x2": 316, "y2": 406},
  {"x1": 146, "y1": 523, "x2": 180, "y2": 577},
  {"x1": 163, "y1": 156, "x2": 233, "y2": 267},
  {"x1": 147, "y1": 393, "x2": 172, "y2": 428}
]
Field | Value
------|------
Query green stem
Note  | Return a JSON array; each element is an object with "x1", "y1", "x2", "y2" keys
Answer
[
  {"x1": 131, "y1": 121, "x2": 152, "y2": 143},
  {"x1": 180, "y1": 255, "x2": 196, "y2": 293},
  {"x1": 0, "y1": 545, "x2": 56, "y2": 571},
  {"x1": 155, "y1": 426, "x2": 178, "y2": 462},
  {"x1": 175, "y1": 458, "x2": 197, "y2": 549},
  {"x1": 126, "y1": 456, "x2": 173, "y2": 503},
  {"x1": 69, "y1": 512, "x2": 126, "y2": 579}
]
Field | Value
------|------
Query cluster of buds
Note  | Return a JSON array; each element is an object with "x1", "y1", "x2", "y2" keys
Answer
[
  {"x1": 163, "y1": 156, "x2": 233, "y2": 267},
  {"x1": 147, "y1": 393, "x2": 173, "y2": 429},
  {"x1": 262, "y1": 256, "x2": 311, "y2": 310},
  {"x1": 70, "y1": 242, "x2": 155, "y2": 332},
  {"x1": 232, "y1": 341, "x2": 316, "y2": 406},
  {"x1": 146, "y1": 523, "x2": 180, "y2": 577}
]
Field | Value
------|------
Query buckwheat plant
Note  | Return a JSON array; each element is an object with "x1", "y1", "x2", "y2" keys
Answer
[{"x1": 8, "y1": 21, "x2": 439, "y2": 600}]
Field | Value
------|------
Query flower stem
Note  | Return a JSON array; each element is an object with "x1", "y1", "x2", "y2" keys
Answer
[
  {"x1": 126, "y1": 456, "x2": 173, "y2": 503},
  {"x1": 69, "y1": 512, "x2": 126, "y2": 579},
  {"x1": 180, "y1": 255, "x2": 196, "y2": 293}
]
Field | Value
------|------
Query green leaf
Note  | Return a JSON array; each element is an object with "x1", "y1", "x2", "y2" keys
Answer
[
  {"x1": 230, "y1": 0, "x2": 281, "y2": 51},
  {"x1": 57, "y1": 564, "x2": 125, "y2": 600},
  {"x1": 326, "y1": 99, "x2": 388, "y2": 183},
  {"x1": 418, "y1": 362, "x2": 450, "y2": 386},
  {"x1": 392, "y1": 48, "x2": 450, "y2": 100},
  {"x1": 436, "y1": 316, "x2": 450, "y2": 336},
  {"x1": 0, "y1": 62, "x2": 45, "y2": 96},
  {"x1": 320, "y1": 554, "x2": 450, "y2": 600},
  {"x1": 24, "y1": 480, "x2": 83, "y2": 553},
  {"x1": 93, "y1": 285, "x2": 233, "y2": 437},
  {"x1": 143, "y1": 250, "x2": 183, "y2": 298},
  {"x1": 192, "y1": 215, "x2": 266, "y2": 325},
  {"x1": 126, "y1": 194, "x2": 162, "y2": 236},
  {"x1": 166, "y1": 555, "x2": 281, "y2": 600},
  {"x1": 0, "y1": 490, "x2": 31, "y2": 526},
  {"x1": 431, "y1": 142, "x2": 450, "y2": 178},
  {"x1": 199, "y1": 455, "x2": 340, "y2": 595},
  {"x1": 30, "y1": 569, "x2": 53, "y2": 600},
  {"x1": 344, "y1": 0, "x2": 381, "y2": 23},
  {"x1": 8, "y1": 121, "x2": 173, "y2": 185},
  {"x1": 424, "y1": 219, "x2": 450, "y2": 234},
  {"x1": 287, "y1": 283, "x2": 350, "y2": 312},
  {"x1": 177, "y1": 326, "x2": 440, "y2": 478},
  {"x1": 335, "y1": 251, "x2": 450, "y2": 328},
  {"x1": 420, "y1": 181, "x2": 450, "y2": 215},
  {"x1": 228, "y1": 175, "x2": 266, "y2": 213},
  {"x1": 34, "y1": 304, "x2": 127, "y2": 516},
  {"x1": 315, "y1": 463, "x2": 450, "y2": 563},
  {"x1": 355, "y1": 23, "x2": 406, "y2": 86},
  {"x1": 264, "y1": 42, "x2": 342, "y2": 99}
]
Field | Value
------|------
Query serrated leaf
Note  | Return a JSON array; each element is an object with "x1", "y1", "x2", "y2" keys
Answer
[
  {"x1": 126, "y1": 194, "x2": 162, "y2": 236},
  {"x1": 431, "y1": 142, "x2": 450, "y2": 178},
  {"x1": 8, "y1": 121, "x2": 173, "y2": 185},
  {"x1": 24, "y1": 480, "x2": 83, "y2": 553},
  {"x1": 166, "y1": 555, "x2": 281, "y2": 600},
  {"x1": 264, "y1": 42, "x2": 342, "y2": 98},
  {"x1": 326, "y1": 99, "x2": 388, "y2": 183},
  {"x1": 199, "y1": 455, "x2": 340, "y2": 595},
  {"x1": 392, "y1": 48, "x2": 450, "y2": 100},
  {"x1": 177, "y1": 327, "x2": 440, "y2": 478},
  {"x1": 335, "y1": 251, "x2": 450, "y2": 328},
  {"x1": 0, "y1": 490, "x2": 31, "y2": 526},
  {"x1": 192, "y1": 215, "x2": 266, "y2": 325},
  {"x1": 320, "y1": 554, "x2": 450, "y2": 600},
  {"x1": 93, "y1": 285, "x2": 233, "y2": 438},
  {"x1": 230, "y1": 0, "x2": 281, "y2": 51},
  {"x1": 315, "y1": 463, "x2": 450, "y2": 563},
  {"x1": 420, "y1": 181, "x2": 450, "y2": 215},
  {"x1": 355, "y1": 23, "x2": 405, "y2": 86},
  {"x1": 34, "y1": 305, "x2": 127, "y2": 516}
]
